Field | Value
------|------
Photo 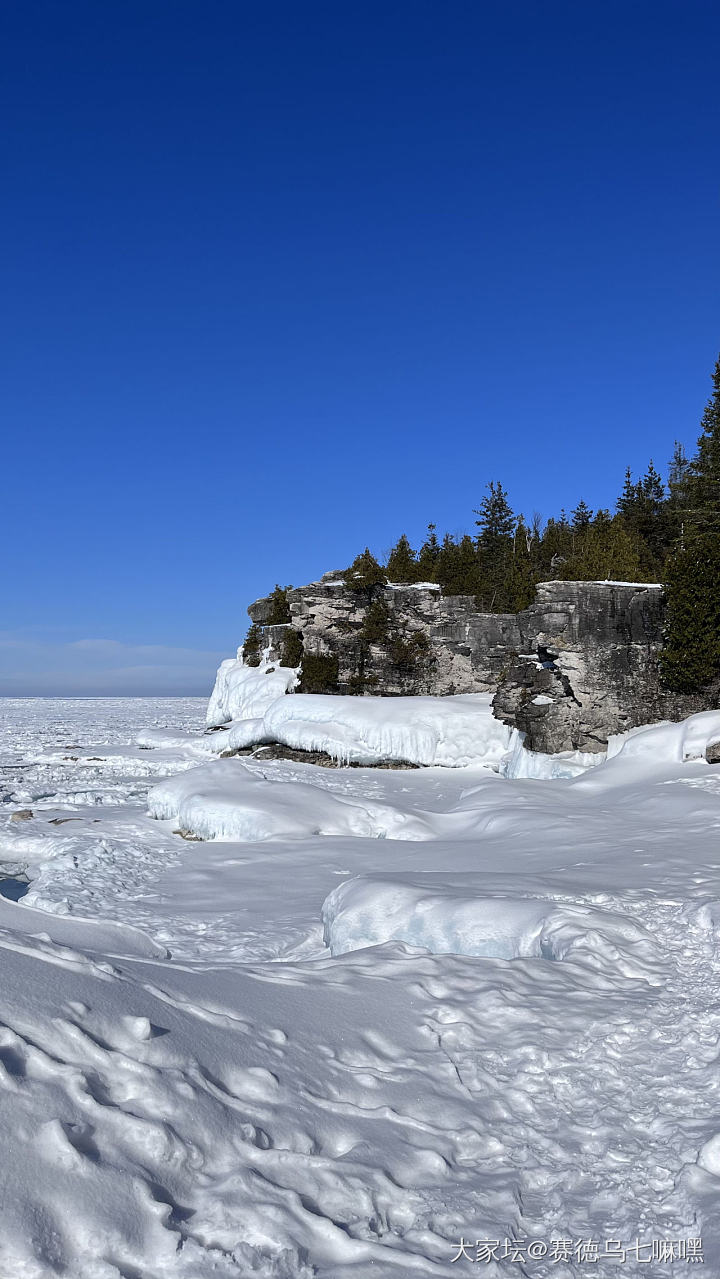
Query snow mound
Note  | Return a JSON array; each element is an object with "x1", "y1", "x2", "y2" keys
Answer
[
  {"x1": 148, "y1": 759, "x2": 435, "y2": 841},
  {"x1": 606, "y1": 710, "x2": 720, "y2": 765},
  {"x1": 206, "y1": 657, "x2": 298, "y2": 726},
  {"x1": 261, "y1": 692, "x2": 511, "y2": 767},
  {"x1": 206, "y1": 717, "x2": 271, "y2": 753},
  {"x1": 322, "y1": 876, "x2": 662, "y2": 981}
]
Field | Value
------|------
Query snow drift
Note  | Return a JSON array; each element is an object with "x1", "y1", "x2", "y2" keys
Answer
[
  {"x1": 206, "y1": 675, "x2": 513, "y2": 769},
  {"x1": 206, "y1": 655, "x2": 298, "y2": 726},
  {"x1": 148, "y1": 758, "x2": 437, "y2": 842},
  {"x1": 322, "y1": 875, "x2": 662, "y2": 981}
]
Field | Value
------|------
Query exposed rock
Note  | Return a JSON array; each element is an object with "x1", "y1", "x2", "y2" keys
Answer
[
  {"x1": 222, "y1": 742, "x2": 419, "y2": 769},
  {"x1": 246, "y1": 577, "x2": 718, "y2": 753},
  {"x1": 706, "y1": 742, "x2": 720, "y2": 764},
  {"x1": 252, "y1": 578, "x2": 523, "y2": 696},
  {"x1": 10, "y1": 809, "x2": 33, "y2": 821},
  {"x1": 493, "y1": 581, "x2": 715, "y2": 753}
]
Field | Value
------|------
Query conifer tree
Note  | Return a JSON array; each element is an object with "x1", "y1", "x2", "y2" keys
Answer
[
  {"x1": 687, "y1": 354, "x2": 720, "y2": 522},
  {"x1": 242, "y1": 623, "x2": 263, "y2": 667},
  {"x1": 386, "y1": 534, "x2": 419, "y2": 583},
  {"x1": 416, "y1": 524, "x2": 441, "y2": 581},
  {"x1": 539, "y1": 516, "x2": 572, "y2": 576},
  {"x1": 267, "y1": 584, "x2": 292, "y2": 624},
  {"x1": 435, "y1": 534, "x2": 480, "y2": 596},
  {"x1": 474, "y1": 482, "x2": 515, "y2": 550},
  {"x1": 564, "y1": 515, "x2": 642, "y2": 582},
  {"x1": 571, "y1": 500, "x2": 593, "y2": 531},
  {"x1": 662, "y1": 533, "x2": 720, "y2": 691},
  {"x1": 668, "y1": 441, "x2": 690, "y2": 504},
  {"x1": 617, "y1": 468, "x2": 638, "y2": 521},
  {"x1": 346, "y1": 549, "x2": 387, "y2": 593},
  {"x1": 474, "y1": 482, "x2": 516, "y2": 609},
  {"x1": 506, "y1": 515, "x2": 536, "y2": 610}
]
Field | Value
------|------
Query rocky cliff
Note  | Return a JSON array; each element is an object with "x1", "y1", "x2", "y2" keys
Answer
[{"x1": 248, "y1": 576, "x2": 715, "y2": 753}]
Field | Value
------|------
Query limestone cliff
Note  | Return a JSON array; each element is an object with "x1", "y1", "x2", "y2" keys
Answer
[{"x1": 247, "y1": 576, "x2": 716, "y2": 753}]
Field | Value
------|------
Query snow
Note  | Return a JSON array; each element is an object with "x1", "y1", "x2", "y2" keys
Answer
[
  {"x1": 261, "y1": 691, "x2": 512, "y2": 767},
  {"x1": 204, "y1": 688, "x2": 513, "y2": 767},
  {"x1": 500, "y1": 727, "x2": 600, "y2": 779},
  {"x1": 322, "y1": 876, "x2": 660, "y2": 980},
  {"x1": 3, "y1": 694, "x2": 720, "y2": 1274},
  {"x1": 537, "y1": 579, "x2": 664, "y2": 589},
  {"x1": 206, "y1": 655, "x2": 298, "y2": 726},
  {"x1": 587, "y1": 579, "x2": 664, "y2": 588}
]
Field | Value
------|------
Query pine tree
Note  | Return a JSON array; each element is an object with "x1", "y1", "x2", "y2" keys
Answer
[
  {"x1": 539, "y1": 516, "x2": 573, "y2": 576},
  {"x1": 386, "y1": 534, "x2": 419, "y2": 583},
  {"x1": 662, "y1": 533, "x2": 720, "y2": 691},
  {"x1": 474, "y1": 483, "x2": 516, "y2": 609},
  {"x1": 668, "y1": 441, "x2": 690, "y2": 502},
  {"x1": 616, "y1": 467, "x2": 638, "y2": 521},
  {"x1": 416, "y1": 524, "x2": 441, "y2": 582},
  {"x1": 571, "y1": 500, "x2": 593, "y2": 531},
  {"x1": 642, "y1": 460, "x2": 665, "y2": 507},
  {"x1": 564, "y1": 515, "x2": 643, "y2": 582},
  {"x1": 474, "y1": 482, "x2": 515, "y2": 549},
  {"x1": 242, "y1": 623, "x2": 263, "y2": 667},
  {"x1": 687, "y1": 354, "x2": 720, "y2": 522},
  {"x1": 346, "y1": 549, "x2": 387, "y2": 593},
  {"x1": 267, "y1": 584, "x2": 292, "y2": 624},
  {"x1": 506, "y1": 515, "x2": 536, "y2": 610},
  {"x1": 435, "y1": 534, "x2": 479, "y2": 595}
]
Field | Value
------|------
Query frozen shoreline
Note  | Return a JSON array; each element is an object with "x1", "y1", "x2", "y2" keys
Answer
[{"x1": 1, "y1": 694, "x2": 720, "y2": 1275}]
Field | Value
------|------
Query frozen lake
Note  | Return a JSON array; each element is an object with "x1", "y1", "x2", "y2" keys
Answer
[{"x1": 1, "y1": 694, "x2": 720, "y2": 1276}]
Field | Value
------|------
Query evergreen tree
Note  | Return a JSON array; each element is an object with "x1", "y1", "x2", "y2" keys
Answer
[
  {"x1": 474, "y1": 482, "x2": 515, "y2": 549},
  {"x1": 242, "y1": 623, "x2": 263, "y2": 667},
  {"x1": 616, "y1": 467, "x2": 638, "y2": 521},
  {"x1": 668, "y1": 441, "x2": 690, "y2": 503},
  {"x1": 687, "y1": 354, "x2": 720, "y2": 522},
  {"x1": 571, "y1": 500, "x2": 593, "y2": 531},
  {"x1": 506, "y1": 515, "x2": 536, "y2": 610},
  {"x1": 416, "y1": 524, "x2": 441, "y2": 581},
  {"x1": 539, "y1": 516, "x2": 572, "y2": 576},
  {"x1": 642, "y1": 460, "x2": 665, "y2": 507},
  {"x1": 435, "y1": 533, "x2": 480, "y2": 595},
  {"x1": 662, "y1": 533, "x2": 720, "y2": 691},
  {"x1": 564, "y1": 515, "x2": 643, "y2": 582},
  {"x1": 386, "y1": 534, "x2": 419, "y2": 583},
  {"x1": 267, "y1": 584, "x2": 292, "y2": 624},
  {"x1": 664, "y1": 441, "x2": 692, "y2": 549},
  {"x1": 346, "y1": 549, "x2": 387, "y2": 593},
  {"x1": 474, "y1": 483, "x2": 516, "y2": 609}
]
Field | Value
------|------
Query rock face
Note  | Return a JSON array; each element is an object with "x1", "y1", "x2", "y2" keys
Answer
[
  {"x1": 492, "y1": 581, "x2": 667, "y2": 753},
  {"x1": 250, "y1": 574, "x2": 524, "y2": 697},
  {"x1": 248, "y1": 576, "x2": 716, "y2": 753}
]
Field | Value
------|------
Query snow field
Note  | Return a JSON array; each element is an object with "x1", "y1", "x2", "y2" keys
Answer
[{"x1": 2, "y1": 694, "x2": 720, "y2": 1273}]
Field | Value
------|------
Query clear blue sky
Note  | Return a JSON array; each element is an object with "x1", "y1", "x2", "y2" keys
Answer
[{"x1": 1, "y1": 1, "x2": 718, "y2": 694}]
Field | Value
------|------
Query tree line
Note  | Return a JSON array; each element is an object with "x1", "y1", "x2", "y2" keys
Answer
[
  {"x1": 352, "y1": 352, "x2": 720, "y2": 692},
  {"x1": 251, "y1": 353, "x2": 720, "y2": 695}
]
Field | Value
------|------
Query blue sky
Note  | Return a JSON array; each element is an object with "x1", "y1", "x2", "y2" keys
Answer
[{"x1": 1, "y1": 1, "x2": 718, "y2": 694}]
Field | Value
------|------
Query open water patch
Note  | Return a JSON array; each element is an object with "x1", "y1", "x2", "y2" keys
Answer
[{"x1": 0, "y1": 876, "x2": 29, "y2": 901}]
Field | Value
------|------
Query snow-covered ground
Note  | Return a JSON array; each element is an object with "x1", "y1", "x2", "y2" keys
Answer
[{"x1": 2, "y1": 692, "x2": 720, "y2": 1276}]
